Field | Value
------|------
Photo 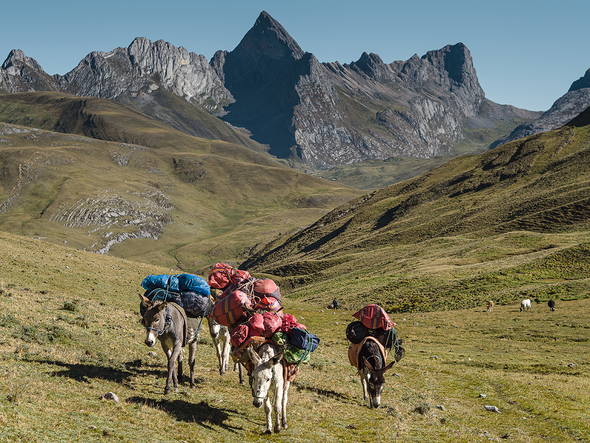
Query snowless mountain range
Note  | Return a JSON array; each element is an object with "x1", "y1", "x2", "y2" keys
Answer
[{"x1": 1, "y1": 11, "x2": 588, "y2": 167}]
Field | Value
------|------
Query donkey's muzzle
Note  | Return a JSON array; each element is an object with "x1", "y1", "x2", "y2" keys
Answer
[
  {"x1": 253, "y1": 398, "x2": 263, "y2": 408},
  {"x1": 145, "y1": 338, "x2": 156, "y2": 347}
]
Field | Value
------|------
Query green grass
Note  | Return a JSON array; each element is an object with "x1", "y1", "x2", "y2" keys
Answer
[
  {"x1": 245, "y1": 111, "x2": 590, "y2": 311},
  {"x1": 0, "y1": 92, "x2": 357, "y2": 270},
  {"x1": 0, "y1": 231, "x2": 588, "y2": 441}
]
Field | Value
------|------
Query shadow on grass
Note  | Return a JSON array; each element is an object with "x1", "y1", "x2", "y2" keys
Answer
[
  {"x1": 25, "y1": 358, "x2": 204, "y2": 387},
  {"x1": 295, "y1": 383, "x2": 354, "y2": 404},
  {"x1": 126, "y1": 396, "x2": 243, "y2": 432},
  {"x1": 27, "y1": 359, "x2": 135, "y2": 384}
]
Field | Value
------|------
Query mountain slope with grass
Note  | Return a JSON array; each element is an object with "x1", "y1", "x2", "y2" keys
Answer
[
  {"x1": 0, "y1": 92, "x2": 356, "y2": 269},
  {"x1": 243, "y1": 108, "x2": 590, "y2": 311},
  {"x1": 0, "y1": 231, "x2": 588, "y2": 441}
]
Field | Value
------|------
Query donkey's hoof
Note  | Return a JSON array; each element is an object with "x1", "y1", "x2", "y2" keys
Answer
[
  {"x1": 263, "y1": 429, "x2": 272, "y2": 435},
  {"x1": 164, "y1": 389, "x2": 170, "y2": 395}
]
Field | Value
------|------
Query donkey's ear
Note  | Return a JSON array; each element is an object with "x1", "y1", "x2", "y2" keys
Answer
[
  {"x1": 271, "y1": 353, "x2": 283, "y2": 365},
  {"x1": 363, "y1": 357, "x2": 374, "y2": 372},
  {"x1": 381, "y1": 361, "x2": 395, "y2": 373},
  {"x1": 138, "y1": 293, "x2": 152, "y2": 306},
  {"x1": 247, "y1": 346, "x2": 262, "y2": 366}
]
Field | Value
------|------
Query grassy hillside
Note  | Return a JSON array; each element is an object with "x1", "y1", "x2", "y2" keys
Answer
[
  {"x1": 0, "y1": 231, "x2": 588, "y2": 441},
  {"x1": 0, "y1": 91, "x2": 268, "y2": 154},
  {"x1": 243, "y1": 109, "x2": 590, "y2": 311},
  {"x1": 0, "y1": 92, "x2": 357, "y2": 269}
]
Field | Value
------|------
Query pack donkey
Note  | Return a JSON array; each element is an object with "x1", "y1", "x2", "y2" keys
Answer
[
  {"x1": 208, "y1": 317, "x2": 243, "y2": 383},
  {"x1": 139, "y1": 295, "x2": 201, "y2": 394},
  {"x1": 349, "y1": 336, "x2": 397, "y2": 408},
  {"x1": 243, "y1": 342, "x2": 291, "y2": 434}
]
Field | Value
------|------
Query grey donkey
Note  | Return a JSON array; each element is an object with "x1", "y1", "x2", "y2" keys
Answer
[{"x1": 139, "y1": 295, "x2": 201, "y2": 394}]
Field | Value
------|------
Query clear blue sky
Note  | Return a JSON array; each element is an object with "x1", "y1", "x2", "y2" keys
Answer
[{"x1": 1, "y1": 0, "x2": 588, "y2": 111}]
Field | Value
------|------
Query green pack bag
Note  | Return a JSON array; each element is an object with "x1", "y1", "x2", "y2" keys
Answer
[{"x1": 283, "y1": 344, "x2": 311, "y2": 365}]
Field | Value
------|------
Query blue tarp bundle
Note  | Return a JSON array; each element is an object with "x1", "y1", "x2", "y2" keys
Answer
[
  {"x1": 177, "y1": 274, "x2": 211, "y2": 297},
  {"x1": 141, "y1": 274, "x2": 180, "y2": 293},
  {"x1": 141, "y1": 274, "x2": 210, "y2": 297}
]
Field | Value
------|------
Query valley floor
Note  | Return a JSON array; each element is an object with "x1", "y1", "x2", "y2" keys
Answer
[{"x1": 0, "y1": 233, "x2": 588, "y2": 442}]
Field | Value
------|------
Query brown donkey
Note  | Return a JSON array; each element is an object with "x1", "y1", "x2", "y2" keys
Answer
[
  {"x1": 349, "y1": 337, "x2": 395, "y2": 408},
  {"x1": 139, "y1": 295, "x2": 200, "y2": 394}
]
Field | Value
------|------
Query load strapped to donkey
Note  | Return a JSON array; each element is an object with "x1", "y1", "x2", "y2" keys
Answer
[
  {"x1": 207, "y1": 263, "x2": 320, "y2": 377},
  {"x1": 346, "y1": 304, "x2": 405, "y2": 408},
  {"x1": 140, "y1": 273, "x2": 212, "y2": 319},
  {"x1": 346, "y1": 304, "x2": 405, "y2": 367}
]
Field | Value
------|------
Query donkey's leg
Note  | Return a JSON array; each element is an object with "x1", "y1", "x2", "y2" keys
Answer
[
  {"x1": 168, "y1": 344, "x2": 182, "y2": 393},
  {"x1": 209, "y1": 321, "x2": 224, "y2": 374},
  {"x1": 188, "y1": 340, "x2": 197, "y2": 388},
  {"x1": 236, "y1": 362, "x2": 244, "y2": 385},
  {"x1": 281, "y1": 380, "x2": 290, "y2": 429},
  {"x1": 361, "y1": 373, "x2": 368, "y2": 402},
  {"x1": 263, "y1": 396, "x2": 273, "y2": 434},
  {"x1": 273, "y1": 367, "x2": 284, "y2": 433},
  {"x1": 161, "y1": 342, "x2": 173, "y2": 395},
  {"x1": 177, "y1": 349, "x2": 184, "y2": 383},
  {"x1": 221, "y1": 331, "x2": 231, "y2": 374}
]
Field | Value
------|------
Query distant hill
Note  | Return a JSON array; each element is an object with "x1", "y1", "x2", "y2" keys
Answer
[
  {"x1": 243, "y1": 107, "x2": 590, "y2": 311},
  {"x1": 0, "y1": 11, "x2": 539, "y2": 168},
  {"x1": 0, "y1": 92, "x2": 356, "y2": 269},
  {"x1": 492, "y1": 68, "x2": 590, "y2": 147}
]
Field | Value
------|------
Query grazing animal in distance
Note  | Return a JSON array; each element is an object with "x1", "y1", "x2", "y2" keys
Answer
[
  {"x1": 208, "y1": 317, "x2": 243, "y2": 383},
  {"x1": 548, "y1": 299, "x2": 556, "y2": 311},
  {"x1": 245, "y1": 343, "x2": 290, "y2": 434},
  {"x1": 486, "y1": 301, "x2": 494, "y2": 312},
  {"x1": 350, "y1": 336, "x2": 394, "y2": 408},
  {"x1": 139, "y1": 295, "x2": 199, "y2": 394},
  {"x1": 520, "y1": 298, "x2": 532, "y2": 312}
]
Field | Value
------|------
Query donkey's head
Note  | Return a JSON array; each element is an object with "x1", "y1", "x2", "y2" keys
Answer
[
  {"x1": 138, "y1": 294, "x2": 168, "y2": 347},
  {"x1": 246, "y1": 344, "x2": 282, "y2": 408},
  {"x1": 363, "y1": 357, "x2": 394, "y2": 408}
]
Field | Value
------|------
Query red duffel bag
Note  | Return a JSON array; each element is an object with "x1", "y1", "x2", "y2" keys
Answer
[
  {"x1": 211, "y1": 290, "x2": 252, "y2": 326},
  {"x1": 253, "y1": 296, "x2": 283, "y2": 315},
  {"x1": 247, "y1": 313, "x2": 265, "y2": 337},
  {"x1": 208, "y1": 263, "x2": 251, "y2": 290},
  {"x1": 280, "y1": 313, "x2": 306, "y2": 332},
  {"x1": 353, "y1": 304, "x2": 396, "y2": 330},
  {"x1": 253, "y1": 279, "x2": 281, "y2": 300},
  {"x1": 262, "y1": 312, "x2": 282, "y2": 337},
  {"x1": 230, "y1": 324, "x2": 249, "y2": 347}
]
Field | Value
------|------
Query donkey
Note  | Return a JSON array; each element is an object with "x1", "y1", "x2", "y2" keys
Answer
[
  {"x1": 139, "y1": 295, "x2": 199, "y2": 394},
  {"x1": 486, "y1": 300, "x2": 495, "y2": 312},
  {"x1": 246, "y1": 343, "x2": 290, "y2": 434},
  {"x1": 520, "y1": 298, "x2": 532, "y2": 312},
  {"x1": 208, "y1": 317, "x2": 243, "y2": 383},
  {"x1": 357, "y1": 338, "x2": 394, "y2": 408}
]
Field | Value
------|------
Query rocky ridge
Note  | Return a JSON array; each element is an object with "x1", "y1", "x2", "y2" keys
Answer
[
  {"x1": 0, "y1": 11, "x2": 539, "y2": 168},
  {"x1": 492, "y1": 68, "x2": 590, "y2": 147}
]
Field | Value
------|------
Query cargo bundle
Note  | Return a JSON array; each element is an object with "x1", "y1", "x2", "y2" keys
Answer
[{"x1": 207, "y1": 264, "x2": 319, "y2": 368}]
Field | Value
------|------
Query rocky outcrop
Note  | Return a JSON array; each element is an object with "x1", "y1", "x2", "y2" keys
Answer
[
  {"x1": 0, "y1": 50, "x2": 58, "y2": 93},
  {"x1": 60, "y1": 37, "x2": 231, "y2": 113},
  {"x1": 0, "y1": 11, "x2": 539, "y2": 168},
  {"x1": 215, "y1": 12, "x2": 532, "y2": 167},
  {"x1": 492, "y1": 68, "x2": 590, "y2": 147}
]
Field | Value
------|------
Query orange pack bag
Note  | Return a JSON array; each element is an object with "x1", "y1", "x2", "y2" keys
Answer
[
  {"x1": 211, "y1": 290, "x2": 252, "y2": 326},
  {"x1": 353, "y1": 304, "x2": 395, "y2": 330}
]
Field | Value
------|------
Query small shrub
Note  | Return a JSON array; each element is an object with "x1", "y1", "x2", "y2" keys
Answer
[
  {"x1": 0, "y1": 313, "x2": 19, "y2": 328},
  {"x1": 62, "y1": 300, "x2": 80, "y2": 312}
]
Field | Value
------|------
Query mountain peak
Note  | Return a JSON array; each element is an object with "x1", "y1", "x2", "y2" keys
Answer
[
  {"x1": 2, "y1": 49, "x2": 31, "y2": 69},
  {"x1": 234, "y1": 10, "x2": 304, "y2": 60},
  {"x1": 569, "y1": 68, "x2": 590, "y2": 92}
]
